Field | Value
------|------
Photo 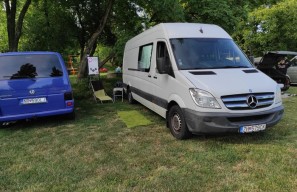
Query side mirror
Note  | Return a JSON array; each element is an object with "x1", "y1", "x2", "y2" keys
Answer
[
  {"x1": 157, "y1": 57, "x2": 169, "y2": 74},
  {"x1": 249, "y1": 56, "x2": 255, "y2": 64}
]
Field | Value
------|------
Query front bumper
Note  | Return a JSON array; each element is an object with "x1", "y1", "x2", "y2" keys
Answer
[
  {"x1": 183, "y1": 105, "x2": 284, "y2": 134},
  {"x1": 0, "y1": 108, "x2": 74, "y2": 122}
]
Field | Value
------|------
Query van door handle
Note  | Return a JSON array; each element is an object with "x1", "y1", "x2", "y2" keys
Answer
[
  {"x1": 148, "y1": 74, "x2": 151, "y2": 78},
  {"x1": 153, "y1": 76, "x2": 157, "y2": 79}
]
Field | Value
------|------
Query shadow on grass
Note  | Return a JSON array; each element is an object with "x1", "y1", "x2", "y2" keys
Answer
[
  {"x1": 190, "y1": 126, "x2": 292, "y2": 145},
  {"x1": 0, "y1": 114, "x2": 75, "y2": 131}
]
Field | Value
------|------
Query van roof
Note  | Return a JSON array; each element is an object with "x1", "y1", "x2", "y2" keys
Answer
[
  {"x1": 125, "y1": 23, "x2": 232, "y2": 50},
  {"x1": 161, "y1": 23, "x2": 231, "y2": 38},
  {"x1": 0, "y1": 51, "x2": 60, "y2": 56}
]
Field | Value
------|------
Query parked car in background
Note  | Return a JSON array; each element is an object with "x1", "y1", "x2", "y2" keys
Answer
[
  {"x1": 99, "y1": 67, "x2": 108, "y2": 73},
  {"x1": 0, "y1": 52, "x2": 75, "y2": 124},
  {"x1": 287, "y1": 56, "x2": 297, "y2": 84},
  {"x1": 256, "y1": 51, "x2": 297, "y2": 91}
]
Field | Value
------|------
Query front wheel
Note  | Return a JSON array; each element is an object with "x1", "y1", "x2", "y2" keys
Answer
[{"x1": 168, "y1": 105, "x2": 191, "y2": 140}]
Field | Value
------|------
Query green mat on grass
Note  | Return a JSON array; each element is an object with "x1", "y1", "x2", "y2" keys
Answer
[{"x1": 118, "y1": 110, "x2": 152, "y2": 128}]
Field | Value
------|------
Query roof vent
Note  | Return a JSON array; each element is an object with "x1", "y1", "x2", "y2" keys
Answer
[
  {"x1": 243, "y1": 69, "x2": 258, "y2": 73},
  {"x1": 190, "y1": 71, "x2": 216, "y2": 75}
]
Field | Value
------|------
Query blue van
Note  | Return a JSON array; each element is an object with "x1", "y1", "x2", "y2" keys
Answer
[{"x1": 0, "y1": 52, "x2": 75, "y2": 123}]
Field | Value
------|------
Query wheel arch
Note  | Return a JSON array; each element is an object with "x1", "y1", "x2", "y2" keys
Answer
[{"x1": 166, "y1": 94, "x2": 186, "y2": 127}]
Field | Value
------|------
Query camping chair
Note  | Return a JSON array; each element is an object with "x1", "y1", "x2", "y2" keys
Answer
[{"x1": 90, "y1": 80, "x2": 113, "y2": 103}]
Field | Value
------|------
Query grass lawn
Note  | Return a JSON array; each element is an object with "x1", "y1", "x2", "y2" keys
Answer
[{"x1": 0, "y1": 77, "x2": 296, "y2": 191}]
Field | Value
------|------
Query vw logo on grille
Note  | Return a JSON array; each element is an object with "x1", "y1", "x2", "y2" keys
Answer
[
  {"x1": 29, "y1": 90, "x2": 35, "y2": 95},
  {"x1": 246, "y1": 95, "x2": 258, "y2": 109}
]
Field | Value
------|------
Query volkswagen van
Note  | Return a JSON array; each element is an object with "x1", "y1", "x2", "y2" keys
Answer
[{"x1": 0, "y1": 52, "x2": 75, "y2": 124}]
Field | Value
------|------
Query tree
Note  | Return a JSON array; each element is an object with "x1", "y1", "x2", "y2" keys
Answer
[
  {"x1": 107, "y1": 0, "x2": 184, "y2": 66},
  {"x1": 0, "y1": 7, "x2": 8, "y2": 52},
  {"x1": 20, "y1": 0, "x2": 78, "y2": 53},
  {"x1": 242, "y1": 0, "x2": 297, "y2": 56},
  {"x1": 77, "y1": 0, "x2": 114, "y2": 78},
  {"x1": 3, "y1": 0, "x2": 32, "y2": 51}
]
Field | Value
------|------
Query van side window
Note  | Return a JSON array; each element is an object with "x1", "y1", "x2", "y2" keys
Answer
[
  {"x1": 157, "y1": 41, "x2": 171, "y2": 61},
  {"x1": 138, "y1": 44, "x2": 153, "y2": 72},
  {"x1": 156, "y1": 41, "x2": 173, "y2": 75}
]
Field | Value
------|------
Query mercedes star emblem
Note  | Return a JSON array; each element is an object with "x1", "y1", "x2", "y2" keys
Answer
[{"x1": 246, "y1": 95, "x2": 258, "y2": 109}]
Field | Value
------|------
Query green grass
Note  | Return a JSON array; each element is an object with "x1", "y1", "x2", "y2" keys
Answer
[{"x1": 0, "y1": 80, "x2": 296, "y2": 191}]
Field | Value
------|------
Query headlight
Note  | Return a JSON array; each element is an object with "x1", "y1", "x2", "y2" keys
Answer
[
  {"x1": 189, "y1": 88, "x2": 221, "y2": 109},
  {"x1": 275, "y1": 85, "x2": 282, "y2": 104}
]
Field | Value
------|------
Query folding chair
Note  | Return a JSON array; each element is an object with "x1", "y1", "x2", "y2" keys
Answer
[
  {"x1": 113, "y1": 81, "x2": 124, "y2": 102},
  {"x1": 90, "y1": 80, "x2": 113, "y2": 103}
]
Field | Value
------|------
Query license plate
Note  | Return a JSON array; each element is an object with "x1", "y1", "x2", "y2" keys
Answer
[
  {"x1": 22, "y1": 97, "x2": 47, "y2": 105},
  {"x1": 240, "y1": 124, "x2": 266, "y2": 133}
]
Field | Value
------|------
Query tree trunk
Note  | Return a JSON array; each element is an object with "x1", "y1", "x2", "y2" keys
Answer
[
  {"x1": 4, "y1": 0, "x2": 32, "y2": 52},
  {"x1": 78, "y1": 0, "x2": 114, "y2": 78},
  {"x1": 90, "y1": 41, "x2": 98, "y2": 57},
  {"x1": 5, "y1": 0, "x2": 17, "y2": 51},
  {"x1": 43, "y1": 0, "x2": 51, "y2": 50},
  {"x1": 100, "y1": 52, "x2": 116, "y2": 68}
]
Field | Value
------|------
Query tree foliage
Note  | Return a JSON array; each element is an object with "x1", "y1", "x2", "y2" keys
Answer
[
  {"x1": 2, "y1": 0, "x2": 32, "y2": 51},
  {"x1": 0, "y1": 7, "x2": 8, "y2": 52},
  {"x1": 242, "y1": 0, "x2": 297, "y2": 56},
  {"x1": 20, "y1": 0, "x2": 78, "y2": 53},
  {"x1": 1, "y1": 0, "x2": 296, "y2": 76}
]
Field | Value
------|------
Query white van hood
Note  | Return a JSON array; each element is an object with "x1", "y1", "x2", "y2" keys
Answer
[{"x1": 181, "y1": 69, "x2": 277, "y2": 98}]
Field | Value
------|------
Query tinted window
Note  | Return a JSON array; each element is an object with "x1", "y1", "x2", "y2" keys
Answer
[
  {"x1": 170, "y1": 38, "x2": 253, "y2": 70},
  {"x1": 0, "y1": 54, "x2": 63, "y2": 80},
  {"x1": 157, "y1": 42, "x2": 169, "y2": 59},
  {"x1": 138, "y1": 44, "x2": 153, "y2": 72},
  {"x1": 156, "y1": 41, "x2": 173, "y2": 74}
]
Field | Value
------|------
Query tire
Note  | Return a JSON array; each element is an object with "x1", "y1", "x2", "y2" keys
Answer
[
  {"x1": 65, "y1": 110, "x2": 75, "y2": 120},
  {"x1": 127, "y1": 88, "x2": 135, "y2": 104},
  {"x1": 282, "y1": 76, "x2": 291, "y2": 91},
  {"x1": 168, "y1": 105, "x2": 191, "y2": 140}
]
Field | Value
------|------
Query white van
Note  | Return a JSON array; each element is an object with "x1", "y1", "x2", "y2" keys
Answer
[{"x1": 122, "y1": 23, "x2": 284, "y2": 139}]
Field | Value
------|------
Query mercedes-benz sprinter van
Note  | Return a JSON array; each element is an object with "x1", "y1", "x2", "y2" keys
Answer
[
  {"x1": 0, "y1": 52, "x2": 75, "y2": 124},
  {"x1": 123, "y1": 23, "x2": 284, "y2": 139}
]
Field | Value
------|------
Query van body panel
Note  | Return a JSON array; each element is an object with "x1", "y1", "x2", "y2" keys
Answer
[
  {"x1": 123, "y1": 23, "x2": 284, "y2": 135},
  {"x1": 0, "y1": 52, "x2": 74, "y2": 122},
  {"x1": 180, "y1": 69, "x2": 277, "y2": 97}
]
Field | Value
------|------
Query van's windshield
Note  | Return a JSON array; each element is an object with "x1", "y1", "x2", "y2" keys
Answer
[
  {"x1": 170, "y1": 38, "x2": 253, "y2": 70},
  {"x1": 0, "y1": 54, "x2": 63, "y2": 80}
]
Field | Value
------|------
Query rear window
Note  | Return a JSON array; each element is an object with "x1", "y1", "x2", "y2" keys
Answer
[{"x1": 0, "y1": 54, "x2": 63, "y2": 80}]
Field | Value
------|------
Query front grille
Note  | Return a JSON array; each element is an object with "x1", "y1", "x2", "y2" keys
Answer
[{"x1": 221, "y1": 92, "x2": 274, "y2": 110}]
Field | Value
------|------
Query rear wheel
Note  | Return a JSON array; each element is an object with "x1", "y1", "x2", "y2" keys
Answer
[
  {"x1": 168, "y1": 105, "x2": 191, "y2": 140},
  {"x1": 65, "y1": 110, "x2": 75, "y2": 120},
  {"x1": 127, "y1": 88, "x2": 135, "y2": 104}
]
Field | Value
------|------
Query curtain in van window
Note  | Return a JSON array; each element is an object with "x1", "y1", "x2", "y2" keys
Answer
[{"x1": 138, "y1": 44, "x2": 153, "y2": 72}]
